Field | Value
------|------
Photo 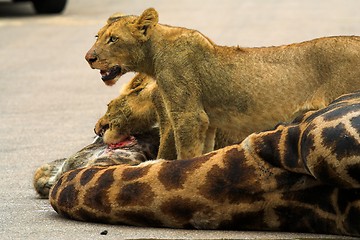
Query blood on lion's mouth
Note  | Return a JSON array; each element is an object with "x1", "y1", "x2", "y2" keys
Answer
[
  {"x1": 108, "y1": 136, "x2": 136, "y2": 149},
  {"x1": 100, "y1": 66, "x2": 122, "y2": 82}
]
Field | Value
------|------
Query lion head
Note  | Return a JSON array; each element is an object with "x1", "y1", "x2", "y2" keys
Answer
[
  {"x1": 85, "y1": 8, "x2": 159, "y2": 86},
  {"x1": 95, "y1": 73, "x2": 158, "y2": 145}
]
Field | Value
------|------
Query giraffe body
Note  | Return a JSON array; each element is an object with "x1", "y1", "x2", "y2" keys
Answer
[{"x1": 49, "y1": 92, "x2": 360, "y2": 236}]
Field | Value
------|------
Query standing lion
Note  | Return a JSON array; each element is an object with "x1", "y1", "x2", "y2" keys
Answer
[{"x1": 85, "y1": 8, "x2": 360, "y2": 159}]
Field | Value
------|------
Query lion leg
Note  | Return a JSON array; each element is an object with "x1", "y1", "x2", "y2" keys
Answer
[
  {"x1": 292, "y1": 90, "x2": 328, "y2": 119},
  {"x1": 153, "y1": 91, "x2": 177, "y2": 160},
  {"x1": 203, "y1": 127, "x2": 216, "y2": 153},
  {"x1": 155, "y1": 72, "x2": 208, "y2": 159},
  {"x1": 157, "y1": 123, "x2": 177, "y2": 160},
  {"x1": 170, "y1": 110, "x2": 210, "y2": 159}
]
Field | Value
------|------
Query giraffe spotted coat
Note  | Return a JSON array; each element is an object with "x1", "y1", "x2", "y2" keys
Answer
[{"x1": 47, "y1": 92, "x2": 360, "y2": 236}]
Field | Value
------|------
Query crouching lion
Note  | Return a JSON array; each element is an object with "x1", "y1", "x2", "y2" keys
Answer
[
  {"x1": 95, "y1": 73, "x2": 240, "y2": 160},
  {"x1": 86, "y1": 8, "x2": 360, "y2": 159}
]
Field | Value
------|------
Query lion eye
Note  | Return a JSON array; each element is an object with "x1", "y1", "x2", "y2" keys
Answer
[
  {"x1": 132, "y1": 87, "x2": 143, "y2": 95},
  {"x1": 109, "y1": 36, "x2": 118, "y2": 43},
  {"x1": 95, "y1": 35, "x2": 99, "y2": 39}
]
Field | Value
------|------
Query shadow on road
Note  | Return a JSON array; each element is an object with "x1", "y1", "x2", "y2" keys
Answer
[{"x1": 0, "y1": 2, "x2": 36, "y2": 17}]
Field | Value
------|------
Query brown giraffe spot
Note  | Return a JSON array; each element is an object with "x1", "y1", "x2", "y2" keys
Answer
[
  {"x1": 303, "y1": 101, "x2": 349, "y2": 123},
  {"x1": 57, "y1": 184, "x2": 79, "y2": 209},
  {"x1": 75, "y1": 208, "x2": 97, "y2": 222},
  {"x1": 344, "y1": 205, "x2": 360, "y2": 235},
  {"x1": 322, "y1": 103, "x2": 360, "y2": 121},
  {"x1": 274, "y1": 205, "x2": 338, "y2": 234},
  {"x1": 83, "y1": 168, "x2": 115, "y2": 214},
  {"x1": 57, "y1": 208, "x2": 73, "y2": 220},
  {"x1": 115, "y1": 210, "x2": 163, "y2": 227},
  {"x1": 346, "y1": 164, "x2": 360, "y2": 185},
  {"x1": 275, "y1": 171, "x2": 312, "y2": 190},
  {"x1": 330, "y1": 92, "x2": 359, "y2": 104},
  {"x1": 200, "y1": 148, "x2": 264, "y2": 203},
  {"x1": 80, "y1": 167, "x2": 102, "y2": 186},
  {"x1": 312, "y1": 157, "x2": 351, "y2": 187},
  {"x1": 337, "y1": 188, "x2": 360, "y2": 214},
  {"x1": 291, "y1": 111, "x2": 310, "y2": 124},
  {"x1": 158, "y1": 152, "x2": 215, "y2": 191},
  {"x1": 50, "y1": 175, "x2": 63, "y2": 201},
  {"x1": 74, "y1": 208, "x2": 112, "y2": 223},
  {"x1": 254, "y1": 129, "x2": 282, "y2": 168},
  {"x1": 350, "y1": 114, "x2": 360, "y2": 131},
  {"x1": 281, "y1": 185, "x2": 337, "y2": 214},
  {"x1": 122, "y1": 165, "x2": 151, "y2": 181},
  {"x1": 160, "y1": 197, "x2": 207, "y2": 225},
  {"x1": 283, "y1": 126, "x2": 301, "y2": 169},
  {"x1": 117, "y1": 182, "x2": 154, "y2": 206},
  {"x1": 321, "y1": 123, "x2": 360, "y2": 160},
  {"x1": 300, "y1": 129, "x2": 315, "y2": 169},
  {"x1": 218, "y1": 210, "x2": 267, "y2": 230},
  {"x1": 66, "y1": 168, "x2": 82, "y2": 182}
]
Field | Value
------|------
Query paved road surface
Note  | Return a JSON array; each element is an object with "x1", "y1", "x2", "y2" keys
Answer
[{"x1": 1, "y1": 0, "x2": 360, "y2": 239}]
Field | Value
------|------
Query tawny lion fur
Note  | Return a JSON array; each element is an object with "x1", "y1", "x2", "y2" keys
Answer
[
  {"x1": 95, "y1": 73, "x2": 241, "y2": 160},
  {"x1": 86, "y1": 8, "x2": 360, "y2": 159},
  {"x1": 95, "y1": 74, "x2": 158, "y2": 144}
]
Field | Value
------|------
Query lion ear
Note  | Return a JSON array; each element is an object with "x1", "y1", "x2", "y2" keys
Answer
[
  {"x1": 107, "y1": 12, "x2": 124, "y2": 24},
  {"x1": 133, "y1": 8, "x2": 159, "y2": 41}
]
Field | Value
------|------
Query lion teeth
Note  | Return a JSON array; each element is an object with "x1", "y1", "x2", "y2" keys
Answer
[{"x1": 100, "y1": 70, "x2": 110, "y2": 77}]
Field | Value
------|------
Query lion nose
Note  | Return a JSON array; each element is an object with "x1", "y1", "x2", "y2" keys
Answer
[
  {"x1": 88, "y1": 56, "x2": 97, "y2": 63},
  {"x1": 86, "y1": 55, "x2": 97, "y2": 64},
  {"x1": 85, "y1": 51, "x2": 97, "y2": 65},
  {"x1": 94, "y1": 123, "x2": 109, "y2": 137}
]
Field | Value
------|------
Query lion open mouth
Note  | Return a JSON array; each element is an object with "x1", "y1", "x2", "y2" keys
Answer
[{"x1": 100, "y1": 66, "x2": 122, "y2": 82}]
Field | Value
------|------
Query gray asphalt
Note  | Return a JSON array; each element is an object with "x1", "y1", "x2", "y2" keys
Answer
[{"x1": 1, "y1": 0, "x2": 360, "y2": 239}]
